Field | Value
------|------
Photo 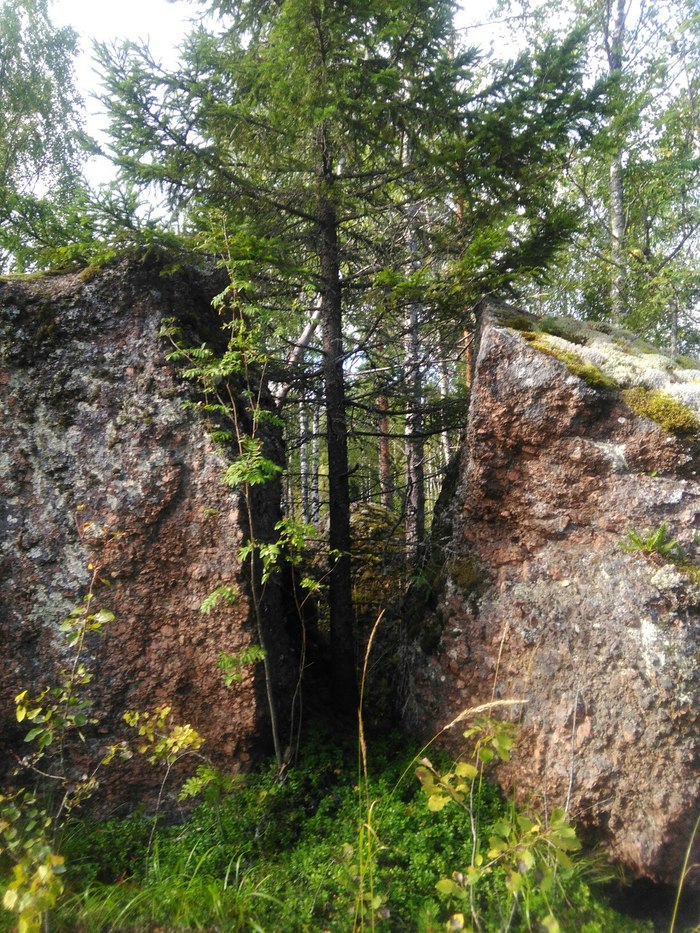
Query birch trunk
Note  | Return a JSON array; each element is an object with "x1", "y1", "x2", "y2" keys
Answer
[
  {"x1": 404, "y1": 301, "x2": 425, "y2": 564},
  {"x1": 606, "y1": 0, "x2": 627, "y2": 323}
]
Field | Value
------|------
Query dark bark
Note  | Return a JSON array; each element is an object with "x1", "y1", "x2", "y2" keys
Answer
[
  {"x1": 318, "y1": 186, "x2": 358, "y2": 713},
  {"x1": 377, "y1": 394, "x2": 394, "y2": 511}
]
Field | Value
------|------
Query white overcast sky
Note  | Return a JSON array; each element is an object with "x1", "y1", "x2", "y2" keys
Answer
[{"x1": 51, "y1": 0, "x2": 501, "y2": 186}]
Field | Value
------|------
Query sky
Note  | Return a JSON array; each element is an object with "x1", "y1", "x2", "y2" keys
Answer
[
  {"x1": 51, "y1": 0, "x2": 204, "y2": 184},
  {"x1": 51, "y1": 0, "x2": 501, "y2": 186}
]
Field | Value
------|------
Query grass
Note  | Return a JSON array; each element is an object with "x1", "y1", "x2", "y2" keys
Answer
[{"x1": 0, "y1": 731, "x2": 654, "y2": 933}]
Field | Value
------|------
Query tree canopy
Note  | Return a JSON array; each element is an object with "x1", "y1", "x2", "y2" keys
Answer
[
  {"x1": 93, "y1": 0, "x2": 607, "y2": 706},
  {"x1": 0, "y1": 0, "x2": 87, "y2": 271},
  {"x1": 4, "y1": 0, "x2": 697, "y2": 709}
]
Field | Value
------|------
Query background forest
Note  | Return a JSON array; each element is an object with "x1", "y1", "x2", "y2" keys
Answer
[
  {"x1": 2, "y1": 0, "x2": 699, "y2": 571},
  {"x1": 1, "y1": 0, "x2": 699, "y2": 930}
]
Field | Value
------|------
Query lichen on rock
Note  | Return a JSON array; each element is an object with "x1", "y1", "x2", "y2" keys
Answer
[{"x1": 0, "y1": 256, "x2": 291, "y2": 810}]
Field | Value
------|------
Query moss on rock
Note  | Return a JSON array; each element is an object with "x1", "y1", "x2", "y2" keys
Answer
[
  {"x1": 522, "y1": 333, "x2": 619, "y2": 390},
  {"x1": 622, "y1": 387, "x2": 700, "y2": 436}
]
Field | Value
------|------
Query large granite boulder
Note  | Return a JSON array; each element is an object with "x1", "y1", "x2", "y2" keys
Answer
[
  {"x1": 404, "y1": 300, "x2": 699, "y2": 889},
  {"x1": 0, "y1": 256, "x2": 291, "y2": 809}
]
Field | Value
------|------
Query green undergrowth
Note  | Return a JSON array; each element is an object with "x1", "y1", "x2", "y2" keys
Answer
[
  {"x1": 0, "y1": 733, "x2": 651, "y2": 932},
  {"x1": 621, "y1": 522, "x2": 700, "y2": 592}
]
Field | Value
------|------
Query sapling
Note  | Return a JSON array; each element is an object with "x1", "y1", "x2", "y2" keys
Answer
[
  {"x1": 0, "y1": 561, "x2": 122, "y2": 932},
  {"x1": 416, "y1": 716, "x2": 581, "y2": 932}
]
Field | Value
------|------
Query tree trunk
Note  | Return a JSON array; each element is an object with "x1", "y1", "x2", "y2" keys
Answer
[
  {"x1": 404, "y1": 301, "x2": 425, "y2": 565},
  {"x1": 299, "y1": 399, "x2": 310, "y2": 524},
  {"x1": 311, "y1": 398, "x2": 320, "y2": 523},
  {"x1": 609, "y1": 150, "x2": 626, "y2": 322},
  {"x1": 606, "y1": 0, "x2": 627, "y2": 323},
  {"x1": 377, "y1": 393, "x2": 393, "y2": 511},
  {"x1": 318, "y1": 184, "x2": 357, "y2": 713},
  {"x1": 439, "y1": 357, "x2": 452, "y2": 469}
]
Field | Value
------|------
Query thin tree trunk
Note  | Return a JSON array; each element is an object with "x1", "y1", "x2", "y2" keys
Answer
[
  {"x1": 670, "y1": 298, "x2": 679, "y2": 356},
  {"x1": 404, "y1": 300, "x2": 425, "y2": 565},
  {"x1": 403, "y1": 186, "x2": 426, "y2": 563},
  {"x1": 299, "y1": 399, "x2": 310, "y2": 524},
  {"x1": 318, "y1": 183, "x2": 358, "y2": 713},
  {"x1": 377, "y1": 393, "x2": 393, "y2": 511},
  {"x1": 606, "y1": 0, "x2": 627, "y2": 323},
  {"x1": 609, "y1": 151, "x2": 626, "y2": 322},
  {"x1": 311, "y1": 398, "x2": 320, "y2": 523},
  {"x1": 439, "y1": 357, "x2": 451, "y2": 468}
]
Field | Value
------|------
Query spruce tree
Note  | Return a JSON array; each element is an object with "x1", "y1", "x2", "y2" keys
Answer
[{"x1": 98, "y1": 0, "x2": 602, "y2": 710}]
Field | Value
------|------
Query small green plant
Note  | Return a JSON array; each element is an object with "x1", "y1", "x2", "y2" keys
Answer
[
  {"x1": 160, "y1": 305, "x2": 296, "y2": 768},
  {"x1": 619, "y1": 522, "x2": 683, "y2": 559},
  {"x1": 502, "y1": 312, "x2": 537, "y2": 332},
  {"x1": 217, "y1": 645, "x2": 268, "y2": 687},
  {"x1": 0, "y1": 792, "x2": 66, "y2": 933},
  {"x1": 200, "y1": 583, "x2": 239, "y2": 614},
  {"x1": 222, "y1": 434, "x2": 283, "y2": 488},
  {"x1": 622, "y1": 387, "x2": 700, "y2": 436},
  {"x1": 123, "y1": 705, "x2": 204, "y2": 766},
  {"x1": 0, "y1": 563, "x2": 122, "y2": 933},
  {"x1": 123, "y1": 706, "x2": 206, "y2": 861},
  {"x1": 178, "y1": 764, "x2": 243, "y2": 803},
  {"x1": 674, "y1": 355, "x2": 699, "y2": 371},
  {"x1": 538, "y1": 316, "x2": 588, "y2": 345},
  {"x1": 416, "y1": 717, "x2": 581, "y2": 932}
]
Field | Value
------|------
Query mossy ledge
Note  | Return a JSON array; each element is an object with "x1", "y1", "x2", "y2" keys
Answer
[
  {"x1": 622, "y1": 387, "x2": 700, "y2": 436},
  {"x1": 521, "y1": 332, "x2": 619, "y2": 390}
]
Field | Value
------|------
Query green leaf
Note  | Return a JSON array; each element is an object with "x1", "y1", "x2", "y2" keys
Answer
[
  {"x1": 436, "y1": 878, "x2": 466, "y2": 898},
  {"x1": 91, "y1": 609, "x2": 115, "y2": 625},
  {"x1": 454, "y1": 761, "x2": 478, "y2": 779},
  {"x1": 24, "y1": 727, "x2": 46, "y2": 743},
  {"x1": 542, "y1": 914, "x2": 561, "y2": 933}
]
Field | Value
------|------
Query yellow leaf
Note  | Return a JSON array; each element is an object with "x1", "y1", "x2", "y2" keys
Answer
[
  {"x1": 455, "y1": 762, "x2": 478, "y2": 779},
  {"x1": 2, "y1": 888, "x2": 18, "y2": 911},
  {"x1": 427, "y1": 794, "x2": 449, "y2": 812}
]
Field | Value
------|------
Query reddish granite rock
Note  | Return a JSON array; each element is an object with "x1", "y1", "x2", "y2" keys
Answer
[
  {"x1": 0, "y1": 257, "x2": 291, "y2": 810},
  {"x1": 404, "y1": 300, "x2": 699, "y2": 888}
]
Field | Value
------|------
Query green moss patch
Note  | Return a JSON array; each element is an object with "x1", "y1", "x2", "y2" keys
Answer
[
  {"x1": 622, "y1": 387, "x2": 699, "y2": 436},
  {"x1": 496, "y1": 310, "x2": 537, "y2": 331},
  {"x1": 448, "y1": 554, "x2": 486, "y2": 594},
  {"x1": 673, "y1": 560, "x2": 700, "y2": 588},
  {"x1": 538, "y1": 316, "x2": 588, "y2": 345},
  {"x1": 522, "y1": 333, "x2": 618, "y2": 390},
  {"x1": 674, "y1": 354, "x2": 699, "y2": 371}
]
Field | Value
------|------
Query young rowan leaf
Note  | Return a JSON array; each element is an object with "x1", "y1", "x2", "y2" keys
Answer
[{"x1": 427, "y1": 794, "x2": 450, "y2": 812}]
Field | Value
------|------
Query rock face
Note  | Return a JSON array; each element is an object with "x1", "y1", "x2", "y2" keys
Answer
[
  {"x1": 0, "y1": 257, "x2": 290, "y2": 808},
  {"x1": 404, "y1": 301, "x2": 699, "y2": 888}
]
